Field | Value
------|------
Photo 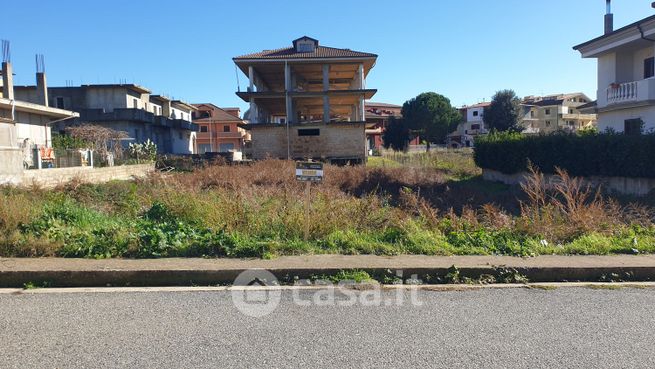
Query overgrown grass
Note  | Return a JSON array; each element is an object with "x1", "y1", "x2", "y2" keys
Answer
[
  {"x1": 370, "y1": 149, "x2": 481, "y2": 180},
  {"x1": 0, "y1": 158, "x2": 653, "y2": 259}
]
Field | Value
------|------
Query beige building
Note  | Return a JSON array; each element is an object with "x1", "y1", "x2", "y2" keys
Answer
[
  {"x1": 14, "y1": 84, "x2": 199, "y2": 155},
  {"x1": 520, "y1": 93, "x2": 597, "y2": 134},
  {"x1": 233, "y1": 36, "x2": 377, "y2": 164},
  {"x1": 1, "y1": 46, "x2": 78, "y2": 176}
]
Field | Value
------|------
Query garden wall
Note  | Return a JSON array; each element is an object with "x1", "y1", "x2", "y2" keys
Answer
[
  {"x1": 483, "y1": 169, "x2": 655, "y2": 196},
  {"x1": 0, "y1": 163, "x2": 154, "y2": 188}
]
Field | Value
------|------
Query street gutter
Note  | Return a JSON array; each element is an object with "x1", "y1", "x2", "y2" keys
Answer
[{"x1": 1, "y1": 255, "x2": 655, "y2": 288}]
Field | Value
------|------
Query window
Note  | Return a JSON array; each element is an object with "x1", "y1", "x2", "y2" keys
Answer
[
  {"x1": 472, "y1": 111, "x2": 479, "y2": 117},
  {"x1": 200, "y1": 125, "x2": 208, "y2": 133},
  {"x1": 219, "y1": 143, "x2": 235, "y2": 152},
  {"x1": 645, "y1": 57, "x2": 654, "y2": 79},
  {"x1": 223, "y1": 125, "x2": 231, "y2": 132},
  {"x1": 545, "y1": 109, "x2": 551, "y2": 115},
  {"x1": 298, "y1": 128, "x2": 320, "y2": 136},
  {"x1": 198, "y1": 144, "x2": 211, "y2": 154},
  {"x1": 530, "y1": 110, "x2": 535, "y2": 118},
  {"x1": 133, "y1": 99, "x2": 139, "y2": 109},
  {"x1": 195, "y1": 110, "x2": 211, "y2": 119},
  {"x1": 625, "y1": 119, "x2": 643, "y2": 136},
  {"x1": 297, "y1": 41, "x2": 315, "y2": 53},
  {"x1": 55, "y1": 97, "x2": 65, "y2": 109},
  {"x1": 546, "y1": 121, "x2": 551, "y2": 127}
]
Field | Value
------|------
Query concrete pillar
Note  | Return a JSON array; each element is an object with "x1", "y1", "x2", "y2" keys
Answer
[
  {"x1": 249, "y1": 97, "x2": 258, "y2": 124},
  {"x1": 36, "y1": 72, "x2": 48, "y2": 107},
  {"x1": 285, "y1": 63, "x2": 293, "y2": 124},
  {"x1": 2, "y1": 62, "x2": 14, "y2": 100},
  {"x1": 358, "y1": 63, "x2": 364, "y2": 89},
  {"x1": 323, "y1": 64, "x2": 330, "y2": 123},
  {"x1": 248, "y1": 66, "x2": 254, "y2": 92},
  {"x1": 323, "y1": 96, "x2": 330, "y2": 123},
  {"x1": 322, "y1": 64, "x2": 330, "y2": 91}
]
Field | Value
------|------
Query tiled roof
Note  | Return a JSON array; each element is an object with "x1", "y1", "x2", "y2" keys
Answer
[
  {"x1": 574, "y1": 14, "x2": 655, "y2": 50},
  {"x1": 193, "y1": 104, "x2": 243, "y2": 122},
  {"x1": 234, "y1": 46, "x2": 377, "y2": 60},
  {"x1": 366, "y1": 102, "x2": 402, "y2": 108},
  {"x1": 466, "y1": 102, "x2": 491, "y2": 108},
  {"x1": 529, "y1": 99, "x2": 564, "y2": 107}
]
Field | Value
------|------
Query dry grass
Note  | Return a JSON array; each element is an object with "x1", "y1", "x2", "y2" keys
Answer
[
  {"x1": 1, "y1": 154, "x2": 654, "y2": 259},
  {"x1": 514, "y1": 165, "x2": 642, "y2": 243}
]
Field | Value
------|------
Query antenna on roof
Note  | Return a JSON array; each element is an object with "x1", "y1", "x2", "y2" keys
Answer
[
  {"x1": 35, "y1": 54, "x2": 45, "y2": 73},
  {"x1": 1, "y1": 40, "x2": 10, "y2": 63}
]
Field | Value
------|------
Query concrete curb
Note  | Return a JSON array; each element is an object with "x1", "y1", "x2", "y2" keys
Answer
[{"x1": 1, "y1": 255, "x2": 655, "y2": 287}]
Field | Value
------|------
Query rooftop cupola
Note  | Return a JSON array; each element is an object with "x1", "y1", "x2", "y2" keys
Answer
[{"x1": 292, "y1": 36, "x2": 319, "y2": 53}]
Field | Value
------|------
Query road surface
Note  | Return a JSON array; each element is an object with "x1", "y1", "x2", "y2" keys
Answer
[{"x1": 1, "y1": 287, "x2": 654, "y2": 368}]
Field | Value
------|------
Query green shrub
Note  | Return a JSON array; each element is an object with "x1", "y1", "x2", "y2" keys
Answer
[{"x1": 474, "y1": 131, "x2": 655, "y2": 178}]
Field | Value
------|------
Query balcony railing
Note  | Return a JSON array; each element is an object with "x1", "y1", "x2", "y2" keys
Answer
[
  {"x1": 197, "y1": 131, "x2": 246, "y2": 139},
  {"x1": 607, "y1": 81, "x2": 638, "y2": 104},
  {"x1": 605, "y1": 79, "x2": 655, "y2": 107}
]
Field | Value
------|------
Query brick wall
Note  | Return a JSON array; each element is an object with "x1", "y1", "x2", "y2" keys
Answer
[
  {"x1": 1, "y1": 164, "x2": 154, "y2": 188},
  {"x1": 251, "y1": 123, "x2": 366, "y2": 161}
]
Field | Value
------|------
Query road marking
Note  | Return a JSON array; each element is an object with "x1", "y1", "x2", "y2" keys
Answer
[{"x1": 1, "y1": 282, "x2": 654, "y2": 295}]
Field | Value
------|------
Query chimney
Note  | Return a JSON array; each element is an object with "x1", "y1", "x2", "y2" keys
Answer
[
  {"x1": 1, "y1": 40, "x2": 13, "y2": 100},
  {"x1": 35, "y1": 54, "x2": 48, "y2": 106},
  {"x1": 604, "y1": 0, "x2": 614, "y2": 35}
]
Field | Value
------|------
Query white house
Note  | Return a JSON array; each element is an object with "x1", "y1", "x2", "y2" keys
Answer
[
  {"x1": 574, "y1": 2, "x2": 655, "y2": 134},
  {"x1": 447, "y1": 102, "x2": 489, "y2": 148}
]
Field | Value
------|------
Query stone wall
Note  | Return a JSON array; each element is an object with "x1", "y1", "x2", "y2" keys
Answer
[
  {"x1": 483, "y1": 168, "x2": 655, "y2": 196},
  {"x1": 0, "y1": 163, "x2": 154, "y2": 188},
  {"x1": 251, "y1": 123, "x2": 366, "y2": 162}
]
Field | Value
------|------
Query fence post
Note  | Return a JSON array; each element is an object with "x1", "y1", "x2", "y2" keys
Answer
[
  {"x1": 36, "y1": 147, "x2": 42, "y2": 170},
  {"x1": 89, "y1": 150, "x2": 94, "y2": 168}
]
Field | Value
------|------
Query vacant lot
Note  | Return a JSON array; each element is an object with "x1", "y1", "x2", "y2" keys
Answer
[{"x1": 1, "y1": 151, "x2": 653, "y2": 259}]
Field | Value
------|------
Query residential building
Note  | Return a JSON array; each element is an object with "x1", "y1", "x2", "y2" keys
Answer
[
  {"x1": 233, "y1": 36, "x2": 377, "y2": 164},
  {"x1": 192, "y1": 103, "x2": 250, "y2": 156},
  {"x1": 520, "y1": 93, "x2": 597, "y2": 134},
  {"x1": 573, "y1": 1, "x2": 655, "y2": 134},
  {"x1": 447, "y1": 102, "x2": 489, "y2": 148},
  {"x1": 15, "y1": 84, "x2": 198, "y2": 154},
  {"x1": 365, "y1": 102, "x2": 421, "y2": 152},
  {"x1": 1, "y1": 48, "x2": 78, "y2": 175},
  {"x1": 448, "y1": 93, "x2": 597, "y2": 147}
]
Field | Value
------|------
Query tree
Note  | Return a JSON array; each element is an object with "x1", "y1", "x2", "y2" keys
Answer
[
  {"x1": 401, "y1": 92, "x2": 461, "y2": 151},
  {"x1": 382, "y1": 117, "x2": 410, "y2": 152},
  {"x1": 66, "y1": 125, "x2": 129, "y2": 164},
  {"x1": 483, "y1": 90, "x2": 523, "y2": 132}
]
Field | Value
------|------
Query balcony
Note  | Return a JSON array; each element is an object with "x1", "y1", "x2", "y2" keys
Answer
[
  {"x1": 198, "y1": 131, "x2": 246, "y2": 139},
  {"x1": 604, "y1": 78, "x2": 655, "y2": 108}
]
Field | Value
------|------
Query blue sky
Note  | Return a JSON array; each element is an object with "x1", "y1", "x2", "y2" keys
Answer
[{"x1": 3, "y1": 0, "x2": 649, "y2": 111}]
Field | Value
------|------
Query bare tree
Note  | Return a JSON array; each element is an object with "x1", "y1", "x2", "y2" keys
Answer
[{"x1": 66, "y1": 125, "x2": 129, "y2": 164}]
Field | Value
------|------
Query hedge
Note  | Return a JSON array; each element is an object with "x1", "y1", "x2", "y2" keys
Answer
[{"x1": 474, "y1": 132, "x2": 655, "y2": 178}]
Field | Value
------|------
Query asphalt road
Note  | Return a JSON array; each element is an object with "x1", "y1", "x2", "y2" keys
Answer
[{"x1": 1, "y1": 287, "x2": 654, "y2": 369}]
